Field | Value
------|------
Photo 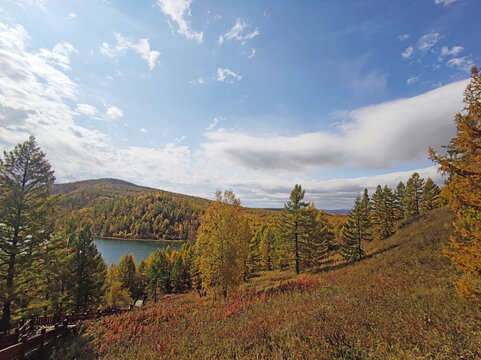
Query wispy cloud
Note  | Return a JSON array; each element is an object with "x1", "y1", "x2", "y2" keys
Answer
[
  {"x1": 65, "y1": 12, "x2": 77, "y2": 20},
  {"x1": 406, "y1": 76, "x2": 419, "y2": 84},
  {"x1": 106, "y1": 106, "x2": 123, "y2": 120},
  {"x1": 175, "y1": 135, "x2": 187, "y2": 142},
  {"x1": 398, "y1": 34, "x2": 410, "y2": 41},
  {"x1": 76, "y1": 104, "x2": 98, "y2": 116},
  {"x1": 206, "y1": 117, "x2": 219, "y2": 130},
  {"x1": 140, "y1": 128, "x2": 148, "y2": 134},
  {"x1": 402, "y1": 46, "x2": 414, "y2": 59},
  {"x1": 435, "y1": 0, "x2": 458, "y2": 6},
  {"x1": 100, "y1": 33, "x2": 160, "y2": 70},
  {"x1": 248, "y1": 48, "x2": 256, "y2": 59},
  {"x1": 218, "y1": 18, "x2": 259, "y2": 45},
  {"x1": 446, "y1": 57, "x2": 474, "y2": 72},
  {"x1": 440, "y1": 45, "x2": 463, "y2": 57},
  {"x1": 156, "y1": 0, "x2": 203, "y2": 42},
  {"x1": 418, "y1": 32, "x2": 443, "y2": 50},
  {"x1": 216, "y1": 68, "x2": 242, "y2": 83}
]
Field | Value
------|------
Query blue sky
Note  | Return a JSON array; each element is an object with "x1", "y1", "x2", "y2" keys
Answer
[{"x1": 0, "y1": 0, "x2": 479, "y2": 208}]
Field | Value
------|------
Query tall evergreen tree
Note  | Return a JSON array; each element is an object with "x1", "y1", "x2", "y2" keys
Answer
[
  {"x1": 395, "y1": 181, "x2": 406, "y2": 220},
  {"x1": 429, "y1": 66, "x2": 481, "y2": 301},
  {"x1": 341, "y1": 195, "x2": 371, "y2": 262},
  {"x1": 360, "y1": 188, "x2": 372, "y2": 229},
  {"x1": 278, "y1": 184, "x2": 308, "y2": 274},
  {"x1": 67, "y1": 227, "x2": 106, "y2": 312},
  {"x1": 147, "y1": 249, "x2": 171, "y2": 302},
  {"x1": 118, "y1": 253, "x2": 140, "y2": 300},
  {"x1": 404, "y1": 172, "x2": 425, "y2": 218},
  {"x1": 420, "y1": 178, "x2": 440, "y2": 212},
  {"x1": 0, "y1": 136, "x2": 57, "y2": 331},
  {"x1": 371, "y1": 185, "x2": 396, "y2": 240}
]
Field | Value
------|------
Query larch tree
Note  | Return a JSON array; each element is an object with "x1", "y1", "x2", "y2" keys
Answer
[
  {"x1": 341, "y1": 195, "x2": 371, "y2": 262},
  {"x1": 0, "y1": 136, "x2": 57, "y2": 331},
  {"x1": 278, "y1": 184, "x2": 308, "y2": 274},
  {"x1": 429, "y1": 66, "x2": 481, "y2": 302},
  {"x1": 371, "y1": 185, "x2": 396, "y2": 240},
  {"x1": 67, "y1": 227, "x2": 106, "y2": 312},
  {"x1": 404, "y1": 172, "x2": 425, "y2": 218},
  {"x1": 420, "y1": 177, "x2": 440, "y2": 212},
  {"x1": 395, "y1": 181, "x2": 406, "y2": 220},
  {"x1": 117, "y1": 253, "x2": 140, "y2": 300},
  {"x1": 259, "y1": 225, "x2": 275, "y2": 271},
  {"x1": 195, "y1": 190, "x2": 247, "y2": 298}
]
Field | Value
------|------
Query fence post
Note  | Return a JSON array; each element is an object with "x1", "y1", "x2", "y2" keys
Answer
[
  {"x1": 30, "y1": 316, "x2": 35, "y2": 332},
  {"x1": 41, "y1": 328, "x2": 46, "y2": 350}
]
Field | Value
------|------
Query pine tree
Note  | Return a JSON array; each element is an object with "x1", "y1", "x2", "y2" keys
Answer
[
  {"x1": 429, "y1": 66, "x2": 481, "y2": 301},
  {"x1": 404, "y1": 173, "x2": 425, "y2": 218},
  {"x1": 147, "y1": 249, "x2": 171, "y2": 302},
  {"x1": 360, "y1": 188, "x2": 372, "y2": 228},
  {"x1": 67, "y1": 227, "x2": 106, "y2": 312},
  {"x1": 395, "y1": 181, "x2": 406, "y2": 220},
  {"x1": 371, "y1": 185, "x2": 396, "y2": 240},
  {"x1": 420, "y1": 178, "x2": 440, "y2": 212},
  {"x1": 170, "y1": 256, "x2": 189, "y2": 293},
  {"x1": 118, "y1": 253, "x2": 140, "y2": 300},
  {"x1": 0, "y1": 136, "x2": 57, "y2": 331},
  {"x1": 278, "y1": 184, "x2": 308, "y2": 274},
  {"x1": 341, "y1": 195, "x2": 371, "y2": 262}
]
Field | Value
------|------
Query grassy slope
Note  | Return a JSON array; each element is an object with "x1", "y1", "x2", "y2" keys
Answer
[{"x1": 71, "y1": 207, "x2": 480, "y2": 359}]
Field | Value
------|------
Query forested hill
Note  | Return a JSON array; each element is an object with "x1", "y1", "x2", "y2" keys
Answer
[
  {"x1": 52, "y1": 178, "x2": 209, "y2": 210},
  {"x1": 53, "y1": 178, "x2": 211, "y2": 241}
]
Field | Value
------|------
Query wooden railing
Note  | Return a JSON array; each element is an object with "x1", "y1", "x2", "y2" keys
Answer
[{"x1": 0, "y1": 306, "x2": 133, "y2": 360}]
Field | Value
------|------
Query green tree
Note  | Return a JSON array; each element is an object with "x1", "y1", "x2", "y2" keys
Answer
[
  {"x1": 341, "y1": 195, "x2": 371, "y2": 262},
  {"x1": 117, "y1": 253, "x2": 140, "y2": 300},
  {"x1": 147, "y1": 249, "x2": 171, "y2": 302},
  {"x1": 170, "y1": 256, "x2": 189, "y2": 293},
  {"x1": 67, "y1": 227, "x2": 106, "y2": 312},
  {"x1": 0, "y1": 136, "x2": 57, "y2": 331},
  {"x1": 278, "y1": 184, "x2": 308, "y2": 274},
  {"x1": 106, "y1": 282, "x2": 132, "y2": 308},
  {"x1": 395, "y1": 181, "x2": 406, "y2": 220},
  {"x1": 360, "y1": 188, "x2": 372, "y2": 228},
  {"x1": 404, "y1": 172, "x2": 425, "y2": 218},
  {"x1": 420, "y1": 178, "x2": 440, "y2": 212},
  {"x1": 371, "y1": 185, "x2": 396, "y2": 240}
]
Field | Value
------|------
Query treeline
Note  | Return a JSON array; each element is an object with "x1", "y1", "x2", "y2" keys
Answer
[
  {"x1": 60, "y1": 193, "x2": 202, "y2": 242},
  {"x1": 340, "y1": 172, "x2": 441, "y2": 261}
]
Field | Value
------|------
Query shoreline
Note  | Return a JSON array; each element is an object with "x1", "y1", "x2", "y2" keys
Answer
[{"x1": 94, "y1": 236, "x2": 186, "y2": 243}]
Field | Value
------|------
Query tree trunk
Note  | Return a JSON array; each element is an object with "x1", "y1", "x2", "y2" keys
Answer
[{"x1": 295, "y1": 220, "x2": 299, "y2": 274}]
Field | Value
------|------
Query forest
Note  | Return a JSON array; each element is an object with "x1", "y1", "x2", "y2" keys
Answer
[{"x1": 0, "y1": 68, "x2": 479, "y2": 358}]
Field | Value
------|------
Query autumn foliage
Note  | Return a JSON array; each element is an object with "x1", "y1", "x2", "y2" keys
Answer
[{"x1": 430, "y1": 66, "x2": 481, "y2": 301}]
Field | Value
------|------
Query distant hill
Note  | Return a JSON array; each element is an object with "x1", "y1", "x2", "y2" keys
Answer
[{"x1": 52, "y1": 178, "x2": 209, "y2": 211}]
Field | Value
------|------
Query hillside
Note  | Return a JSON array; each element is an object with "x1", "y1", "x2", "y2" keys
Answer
[
  {"x1": 56, "y1": 207, "x2": 480, "y2": 359},
  {"x1": 52, "y1": 178, "x2": 209, "y2": 210}
]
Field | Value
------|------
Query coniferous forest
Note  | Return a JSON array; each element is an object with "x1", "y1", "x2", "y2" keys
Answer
[{"x1": 0, "y1": 68, "x2": 480, "y2": 359}]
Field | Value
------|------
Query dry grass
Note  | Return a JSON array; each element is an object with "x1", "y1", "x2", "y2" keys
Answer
[{"x1": 67, "y1": 207, "x2": 480, "y2": 359}]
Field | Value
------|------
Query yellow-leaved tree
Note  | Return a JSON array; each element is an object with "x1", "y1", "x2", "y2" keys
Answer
[
  {"x1": 195, "y1": 190, "x2": 250, "y2": 299},
  {"x1": 429, "y1": 66, "x2": 481, "y2": 302}
]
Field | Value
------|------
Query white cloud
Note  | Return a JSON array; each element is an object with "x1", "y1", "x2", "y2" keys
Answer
[
  {"x1": 207, "y1": 117, "x2": 219, "y2": 130},
  {"x1": 440, "y1": 45, "x2": 463, "y2": 57},
  {"x1": 17, "y1": 0, "x2": 48, "y2": 10},
  {"x1": 402, "y1": 46, "x2": 414, "y2": 59},
  {"x1": 406, "y1": 76, "x2": 419, "y2": 84},
  {"x1": 140, "y1": 128, "x2": 148, "y2": 134},
  {"x1": 216, "y1": 68, "x2": 242, "y2": 83},
  {"x1": 106, "y1": 106, "x2": 123, "y2": 119},
  {"x1": 418, "y1": 32, "x2": 443, "y2": 50},
  {"x1": 398, "y1": 34, "x2": 410, "y2": 41},
  {"x1": 218, "y1": 18, "x2": 259, "y2": 45},
  {"x1": 435, "y1": 0, "x2": 458, "y2": 6},
  {"x1": 248, "y1": 48, "x2": 256, "y2": 59},
  {"x1": 66, "y1": 12, "x2": 77, "y2": 19},
  {"x1": 100, "y1": 33, "x2": 160, "y2": 70},
  {"x1": 446, "y1": 57, "x2": 474, "y2": 72},
  {"x1": 201, "y1": 79, "x2": 467, "y2": 171},
  {"x1": 175, "y1": 135, "x2": 187, "y2": 142},
  {"x1": 156, "y1": 0, "x2": 203, "y2": 42},
  {"x1": 76, "y1": 104, "x2": 97, "y2": 116}
]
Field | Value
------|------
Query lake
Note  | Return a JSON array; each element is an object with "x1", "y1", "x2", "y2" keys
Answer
[{"x1": 93, "y1": 238, "x2": 185, "y2": 265}]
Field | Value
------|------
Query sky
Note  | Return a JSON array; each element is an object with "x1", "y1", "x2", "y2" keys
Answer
[{"x1": 0, "y1": 0, "x2": 480, "y2": 209}]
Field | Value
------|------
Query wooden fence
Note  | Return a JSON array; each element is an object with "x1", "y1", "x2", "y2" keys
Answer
[{"x1": 0, "y1": 306, "x2": 132, "y2": 360}]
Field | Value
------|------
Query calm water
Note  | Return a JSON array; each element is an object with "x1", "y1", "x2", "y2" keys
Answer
[{"x1": 94, "y1": 238, "x2": 184, "y2": 265}]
